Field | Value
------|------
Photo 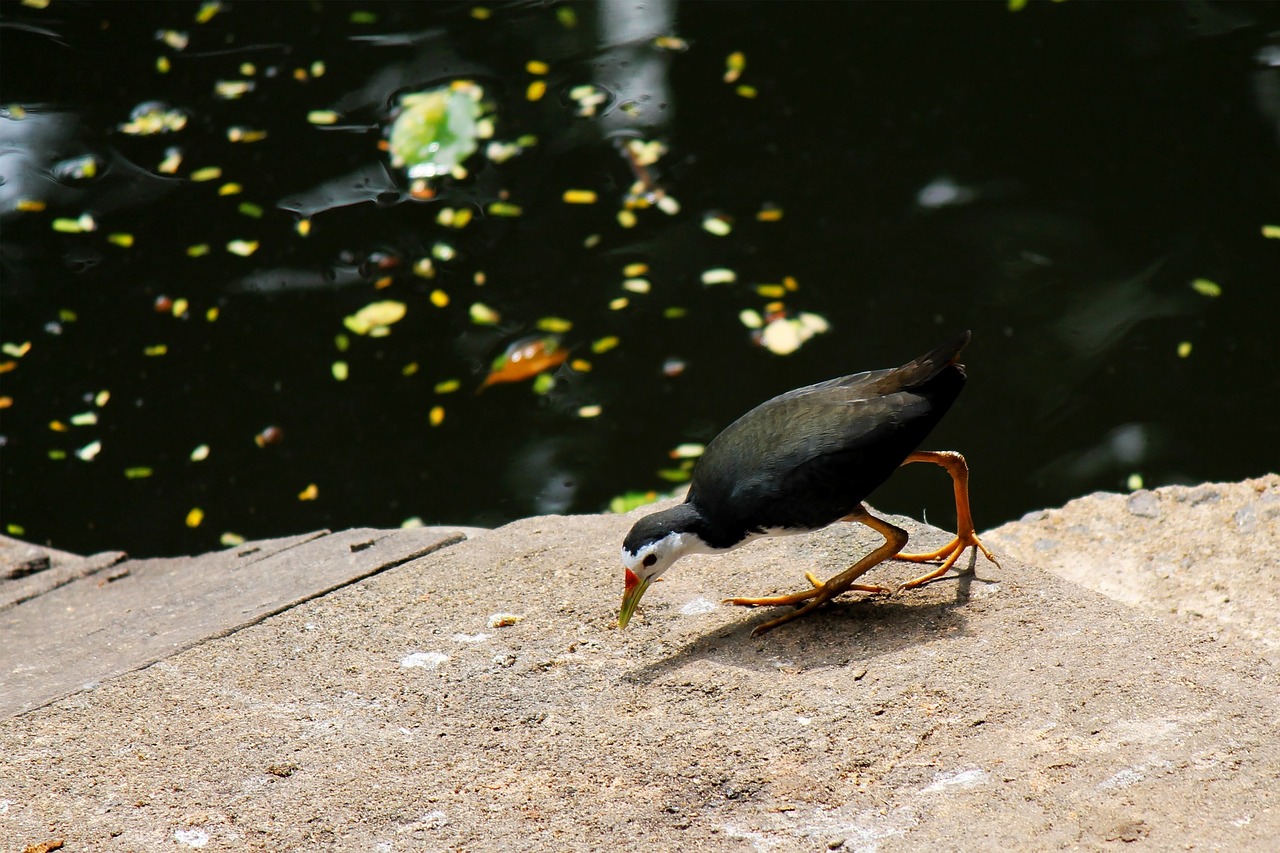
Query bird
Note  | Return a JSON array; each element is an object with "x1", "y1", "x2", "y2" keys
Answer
[{"x1": 618, "y1": 330, "x2": 997, "y2": 635}]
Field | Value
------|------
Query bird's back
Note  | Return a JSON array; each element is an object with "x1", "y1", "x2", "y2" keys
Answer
[{"x1": 687, "y1": 332, "x2": 969, "y2": 544}]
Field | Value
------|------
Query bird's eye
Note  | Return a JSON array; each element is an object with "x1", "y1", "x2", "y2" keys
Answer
[{"x1": 642, "y1": 554, "x2": 657, "y2": 568}]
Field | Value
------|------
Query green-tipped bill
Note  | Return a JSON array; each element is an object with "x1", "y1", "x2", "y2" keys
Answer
[{"x1": 618, "y1": 567, "x2": 652, "y2": 628}]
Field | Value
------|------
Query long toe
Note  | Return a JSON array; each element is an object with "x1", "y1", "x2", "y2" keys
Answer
[{"x1": 897, "y1": 530, "x2": 997, "y2": 589}]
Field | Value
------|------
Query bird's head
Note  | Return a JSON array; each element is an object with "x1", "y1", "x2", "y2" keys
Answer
[{"x1": 618, "y1": 503, "x2": 707, "y2": 628}]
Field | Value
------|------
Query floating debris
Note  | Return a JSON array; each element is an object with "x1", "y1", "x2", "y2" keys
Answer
[
  {"x1": 669, "y1": 443, "x2": 705, "y2": 459},
  {"x1": 215, "y1": 80, "x2": 253, "y2": 100},
  {"x1": 479, "y1": 335, "x2": 569, "y2": 392},
  {"x1": 577, "y1": 404, "x2": 603, "y2": 418},
  {"x1": 76, "y1": 440, "x2": 102, "y2": 461},
  {"x1": 191, "y1": 444, "x2": 210, "y2": 461},
  {"x1": 429, "y1": 405, "x2": 445, "y2": 426},
  {"x1": 568, "y1": 84, "x2": 608, "y2": 117},
  {"x1": 254, "y1": 425, "x2": 284, "y2": 448},
  {"x1": 344, "y1": 300, "x2": 407, "y2": 336},
  {"x1": 701, "y1": 212, "x2": 733, "y2": 236},
  {"x1": 298, "y1": 483, "x2": 319, "y2": 501},
  {"x1": 120, "y1": 102, "x2": 188, "y2": 135},
  {"x1": 592, "y1": 336, "x2": 620, "y2": 354},
  {"x1": 756, "y1": 310, "x2": 830, "y2": 356},
  {"x1": 1177, "y1": 341, "x2": 1192, "y2": 358},
  {"x1": 1190, "y1": 278, "x2": 1222, "y2": 298},
  {"x1": 536, "y1": 316, "x2": 573, "y2": 333},
  {"x1": 724, "y1": 51, "x2": 746, "y2": 84},
  {"x1": 331, "y1": 361, "x2": 349, "y2": 381},
  {"x1": 307, "y1": 110, "x2": 339, "y2": 126},
  {"x1": 469, "y1": 302, "x2": 501, "y2": 326},
  {"x1": 387, "y1": 82, "x2": 486, "y2": 184},
  {"x1": 563, "y1": 189, "x2": 598, "y2": 204},
  {"x1": 701, "y1": 268, "x2": 736, "y2": 285}
]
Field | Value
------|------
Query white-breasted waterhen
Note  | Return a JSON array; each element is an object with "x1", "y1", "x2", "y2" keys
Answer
[{"x1": 619, "y1": 330, "x2": 997, "y2": 635}]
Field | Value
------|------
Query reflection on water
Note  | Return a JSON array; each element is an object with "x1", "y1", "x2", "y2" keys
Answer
[{"x1": 1, "y1": 1, "x2": 1278, "y2": 556}]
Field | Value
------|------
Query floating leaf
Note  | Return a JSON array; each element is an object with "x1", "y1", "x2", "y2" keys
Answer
[
  {"x1": 702, "y1": 213, "x2": 732, "y2": 236},
  {"x1": 344, "y1": 300, "x2": 407, "y2": 335},
  {"x1": 469, "y1": 302, "x2": 501, "y2": 325},
  {"x1": 298, "y1": 483, "x2": 319, "y2": 501},
  {"x1": 536, "y1": 316, "x2": 573, "y2": 333},
  {"x1": 724, "y1": 51, "x2": 746, "y2": 83},
  {"x1": 592, "y1": 336, "x2": 620, "y2": 354},
  {"x1": 479, "y1": 335, "x2": 569, "y2": 392},
  {"x1": 387, "y1": 83, "x2": 485, "y2": 181},
  {"x1": 186, "y1": 507, "x2": 204, "y2": 527},
  {"x1": 1190, "y1": 278, "x2": 1221, "y2": 298},
  {"x1": 532, "y1": 373, "x2": 556, "y2": 395}
]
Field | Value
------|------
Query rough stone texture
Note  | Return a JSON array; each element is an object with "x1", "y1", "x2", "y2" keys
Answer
[
  {"x1": 0, "y1": 527, "x2": 464, "y2": 716},
  {"x1": 986, "y1": 474, "x2": 1280, "y2": 664},
  {"x1": 0, "y1": 534, "x2": 126, "y2": 611},
  {"x1": 2, "y1": 496, "x2": 1277, "y2": 852}
]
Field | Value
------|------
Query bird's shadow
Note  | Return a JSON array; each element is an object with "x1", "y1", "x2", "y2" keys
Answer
[{"x1": 622, "y1": 567, "x2": 995, "y2": 687}]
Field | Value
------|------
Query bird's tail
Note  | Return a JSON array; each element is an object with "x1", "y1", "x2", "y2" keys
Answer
[{"x1": 877, "y1": 330, "x2": 971, "y2": 392}]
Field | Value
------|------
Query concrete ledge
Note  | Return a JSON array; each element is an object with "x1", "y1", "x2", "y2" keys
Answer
[{"x1": 1, "y1": 484, "x2": 1277, "y2": 850}]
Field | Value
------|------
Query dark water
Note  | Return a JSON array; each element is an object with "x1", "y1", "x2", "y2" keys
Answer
[{"x1": 2, "y1": 0, "x2": 1278, "y2": 558}]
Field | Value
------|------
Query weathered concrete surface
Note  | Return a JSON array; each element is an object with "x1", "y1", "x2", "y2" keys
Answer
[
  {"x1": 0, "y1": 527, "x2": 464, "y2": 717},
  {"x1": 1, "y1": 496, "x2": 1277, "y2": 851},
  {"x1": 986, "y1": 474, "x2": 1280, "y2": 664},
  {"x1": 0, "y1": 535, "x2": 126, "y2": 611}
]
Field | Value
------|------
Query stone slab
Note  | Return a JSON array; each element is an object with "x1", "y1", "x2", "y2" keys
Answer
[
  {"x1": 1, "y1": 506, "x2": 1276, "y2": 851},
  {"x1": 0, "y1": 534, "x2": 127, "y2": 611},
  {"x1": 985, "y1": 473, "x2": 1280, "y2": 663},
  {"x1": 0, "y1": 527, "x2": 465, "y2": 716}
]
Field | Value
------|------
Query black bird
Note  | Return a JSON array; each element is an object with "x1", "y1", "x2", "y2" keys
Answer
[{"x1": 619, "y1": 330, "x2": 997, "y2": 635}]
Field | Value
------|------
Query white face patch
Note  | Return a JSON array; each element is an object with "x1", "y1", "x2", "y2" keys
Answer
[{"x1": 621, "y1": 530, "x2": 720, "y2": 581}]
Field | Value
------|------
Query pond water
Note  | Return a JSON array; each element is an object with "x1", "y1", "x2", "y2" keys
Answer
[{"x1": 2, "y1": 0, "x2": 1278, "y2": 557}]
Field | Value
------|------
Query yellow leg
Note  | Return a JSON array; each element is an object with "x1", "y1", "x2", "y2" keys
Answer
[
  {"x1": 725, "y1": 507, "x2": 906, "y2": 635},
  {"x1": 893, "y1": 450, "x2": 999, "y2": 588}
]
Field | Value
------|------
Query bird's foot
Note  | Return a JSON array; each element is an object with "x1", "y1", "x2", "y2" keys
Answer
[
  {"x1": 893, "y1": 530, "x2": 999, "y2": 591},
  {"x1": 724, "y1": 572, "x2": 891, "y2": 609}
]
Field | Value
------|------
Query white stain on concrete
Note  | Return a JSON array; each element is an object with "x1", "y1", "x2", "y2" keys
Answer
[
  {"x1": 919, "y1": 767, "x2": 988, "y2": 794},
  {"x1": 400, "y1": 651, "x2": 449, "y2": 669},
  {"x1": 174, "y1": 827, "x2": 210, "y2": 848},
  {"x1": 451, "y1": 632, "x2": 490, "y2": 643},
  {"x1": 680, "y1": 596, "x2": 718, "y2": 615}
]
